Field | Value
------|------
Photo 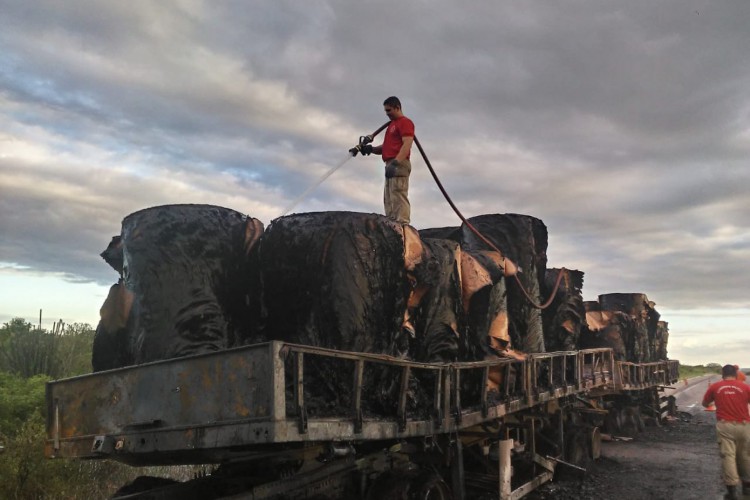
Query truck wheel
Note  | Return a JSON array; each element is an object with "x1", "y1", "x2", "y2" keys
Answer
[
  {"x1": 410, "y1": 471, "x2": 452, "y2": 500},
  {"x1": 565, "y1": 430, "x2": 588, "y2": 466},
  {"x1": 365, "y1": 470, "x2": 452, "y2": 500}
]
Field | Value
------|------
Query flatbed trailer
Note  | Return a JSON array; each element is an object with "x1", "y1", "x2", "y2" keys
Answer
[{"x1": 45, "y1": 342, "x2": 679, "y2": 499}]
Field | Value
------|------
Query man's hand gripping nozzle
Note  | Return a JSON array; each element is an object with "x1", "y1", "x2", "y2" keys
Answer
[{"x1": 349, "y1": 135, "x2": 374, "y2": 156}]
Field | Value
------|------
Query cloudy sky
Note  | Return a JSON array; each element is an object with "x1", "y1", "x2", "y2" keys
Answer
[{"x1": 1, "y1": 1, "x2": 748, "y2": 366}]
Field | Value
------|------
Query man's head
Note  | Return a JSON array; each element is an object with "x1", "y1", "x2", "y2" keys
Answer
[
  {"x1": 383, "y1": 96, "x2": 403, "y2": 120},
  {"x1": 722, "y1": 364, "x2": 738, "y2": 378}
]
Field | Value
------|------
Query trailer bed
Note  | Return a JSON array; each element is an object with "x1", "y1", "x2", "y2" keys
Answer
[{"x1": 45, "y1": 341, "x2": 678, "y2": 465}]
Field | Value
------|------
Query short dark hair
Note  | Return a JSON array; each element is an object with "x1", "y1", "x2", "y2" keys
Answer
[
  {"x1": 383, "y1": 96, "x2": 401, "y2": 109},
  {"x1": 722, "y1": 364, "x2": 738, "y2": 378}
]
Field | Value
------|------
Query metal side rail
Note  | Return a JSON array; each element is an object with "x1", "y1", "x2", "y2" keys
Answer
[
  {"x1": 46, "y1": 342, "x2": 616, "y2": 465},
  {"x1": 614, "y1": 359, "x2": 680, "y2": 391}
]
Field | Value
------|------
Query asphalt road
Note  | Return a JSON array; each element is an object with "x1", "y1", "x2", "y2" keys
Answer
[{"x1": 532, "y1": 375, "x2": 731, "y2": 500}]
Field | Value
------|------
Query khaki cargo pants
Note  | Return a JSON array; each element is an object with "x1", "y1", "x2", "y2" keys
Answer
[
  {"x1": 383, "y1": 159, "x2": 411, "y2": 225},
  {"x1": 716, "y1": 420, "x2": 750, "y2": 486}
]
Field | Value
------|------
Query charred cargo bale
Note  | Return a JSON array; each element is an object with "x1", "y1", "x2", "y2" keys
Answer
[
  {"x1": 420, "y1": 224, "x2": 511, "y2": 362},
  {"x1": 257, "y1": 212, "x2": 427, "y2": 417},
  {"x1": 256, "y1": 212, "x2": 417, "y2": 356},
  {"x1": 92, "y1": 278, "x2": 135, "y2": 371},
  {"x1": 409, "y1": 238, "x2": 464, "y2": 362},
  {"x1": 92, "y1": 205, "x2": 262, "y2": 370},
  {"x1": 580, "y1": 301, "x2": 633, "y2": 361},
  {"x1": 542, "y1": 268, "x2": 585, "y2": 352},
  {"x1": 599, "y1": 293, "x2": 657, "y2": 362},
  {"x1": 655, "y1": 320, "x2": 669, "y2": 360},
  {"x1": 459, "y1": 214, "x2": 548, "y2": 354}
]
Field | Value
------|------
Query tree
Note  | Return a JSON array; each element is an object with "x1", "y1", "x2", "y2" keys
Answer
[
  {"x1": 55, "y1": 323, "x2": 96, "y2": 377},
  {"x1": 0, "y1": 372, "x2": 48, "y2": 438},
  {"x1": 0, "y1": 319, "x2": 96, "y2": 379},
  {"x1": 0, "y1": 319, "x2": 58, "y2": 378}
]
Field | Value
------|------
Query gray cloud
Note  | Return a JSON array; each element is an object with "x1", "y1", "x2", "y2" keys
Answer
[{"x1": 1, "y1": 1, "x2": 749, "y2": 358}]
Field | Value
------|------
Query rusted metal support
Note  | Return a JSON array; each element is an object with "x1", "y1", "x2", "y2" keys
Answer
[
  {"x1": 545, "y1": 454, "x2": 586, "y2": 472},
  {"x1": 450, "y1": 436, "x2": 466, "y2": 500},
  {"x1": 433, "y1": 368, "x2": 443, "y2": 425},
  {"x1": 453, "y1": 369, "x2": 462, "y2": 425},
  {"x1": 271, "y1": 342, "x2": 287, "y2": 421},
  {"x1": 442, "y1": 369, "x2": 452, "y2": 431},
  {"x1": 547, "y1": 358, "x2": 553, "y2": 388},
  {"x1": 498, "y1": 438, "x2": 513, "y2": 498},
  {"x1": 481, "y1": 366, "x2": 490, "y2": 418},
  {"x1": 503, "y1": 362, "x2": 512, "y2": 398},
  {"x1": 295, "y1": 352, "x2": 307, "y2": 434},
  {"x1": 558, "y1": 408, "x2": 565, "y2": 459},
  {"x1": 525, "y1": 359, "x2": 533, "y2": 407},
  {"x1": 397, "y1": 366, "x2": 411, "y2": 432},
  {"x1": 352, "y1": 359, "x2": 364, "y2": 434}
]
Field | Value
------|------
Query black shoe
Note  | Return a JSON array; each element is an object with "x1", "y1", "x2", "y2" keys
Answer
[{"x1": 725, "y1": 484, "x2": 739, "y2": 500}]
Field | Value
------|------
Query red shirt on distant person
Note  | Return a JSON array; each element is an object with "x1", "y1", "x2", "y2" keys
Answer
[{"x1": 703, "y1": 379, "x2": 750, "y2": 422}]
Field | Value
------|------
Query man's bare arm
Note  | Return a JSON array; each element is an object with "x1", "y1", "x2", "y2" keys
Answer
[{"x1": 395, "y1": 136, "x2": 414, "y2": 162}]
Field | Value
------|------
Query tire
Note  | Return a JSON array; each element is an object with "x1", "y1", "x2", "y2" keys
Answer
[{"x1": 365, "y1": 470, "x2": 452, "y2": 500}]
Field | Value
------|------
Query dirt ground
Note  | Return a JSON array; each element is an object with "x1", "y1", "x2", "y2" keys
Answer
[{"x1": 528, "y1": 407, "x2": 732, "y2": 500}]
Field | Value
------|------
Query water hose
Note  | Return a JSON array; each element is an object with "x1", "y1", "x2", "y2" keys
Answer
[{"x1": 413, "y1": 136, "x2": 565, "y2": 309}]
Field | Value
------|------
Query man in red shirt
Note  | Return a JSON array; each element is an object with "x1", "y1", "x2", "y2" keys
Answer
[
  {"x1": 363, "y1": 96, "x2": 415, "y2": 225},
  {"x1": 702, "y1": 364, "x2": 750, "y2": 499}
]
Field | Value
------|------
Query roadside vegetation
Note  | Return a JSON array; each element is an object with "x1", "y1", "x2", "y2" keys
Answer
[
  {"x1": 678, "y1": 362, "x2": 723, "y2": 379},
  {"x1": 0, "y1": 318, "x2": 194, "y2": 500}
]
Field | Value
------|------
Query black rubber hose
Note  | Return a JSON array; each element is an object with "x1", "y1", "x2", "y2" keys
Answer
[{"x1": 413, "y1": 136, "x2": 564, "y2": 309}]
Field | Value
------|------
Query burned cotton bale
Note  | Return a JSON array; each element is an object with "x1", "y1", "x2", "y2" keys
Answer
[
  {"x1": 92, "y1": 204, "x2": 262, "y2": 370},
  {"x1": 542, "y1": 269, "x2": 585, "y2": 352},
  {"x1": 599, "y1": 293, "x2": 659, "y2": 362},
  {"x1": 257, "y1": 212, "x2": 415, "y2": 355},
  {"x1": 257, "y1": 212, "x2": 419, "y2": 416},
  {"x1": 459, "y1": 214, "x2": 548, "y2": 354},
  {"x1": 581, "y1": 301, "x2": 633, "y2": 361},
  {"x1": 654, "y1": 320, "x2": 669, "y2": 360},
  {"x1": 420, "y1": 225, "x2": 509, "y2": 362},
  {"x1": 409, "y1": 238, "x2": 463, "y2": 362}
]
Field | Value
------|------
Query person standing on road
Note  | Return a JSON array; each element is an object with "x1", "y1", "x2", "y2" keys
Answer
[
  {"x1": 358, "y1": 96, "x2": 415, "y2": 225},
  {"x1": 702, "y1": 364, "x2": 750, "y2": 499},
  {"x1": 734, "y1": 365, "x2": 747, "y2": 383}
]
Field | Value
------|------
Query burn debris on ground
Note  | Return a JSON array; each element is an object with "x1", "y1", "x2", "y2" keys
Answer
[{"x1": 527, "y1": 417, "x2": 722, "y2": 500}]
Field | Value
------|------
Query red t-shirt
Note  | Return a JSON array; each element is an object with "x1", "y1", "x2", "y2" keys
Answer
[
  {"x1": 702, "y1": 379, "x2": 750, "y2": 422},
  {"x1": 381, "y1": 116, "x2": 414, "y2": 161}
]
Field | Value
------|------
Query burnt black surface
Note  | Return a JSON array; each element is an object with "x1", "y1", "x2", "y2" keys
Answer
[
  {"x1": 543, "y1": 268, "x2": 585, "y2": 352},
  {"x1": 579, "y1": 310, "x2": 633, "y2": 361},
  {"x1": 599, "y1": 293, "x2": 660, "y2": 362},
  {"x1": 92, "y1": 204, "x2": 257, "y2": 370},
  {"x1": 257, "y1": 211, "x2": 409, "y2": 354},
  {"x1": 257, "y1": 212, "x2": 414, "y2": 415},
  {"x1": 411, "y1": 238, "x2": 463, "y2": 362},
  {"x1": 456, "y1": 214, "x2": 548, "y2": 353}
]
